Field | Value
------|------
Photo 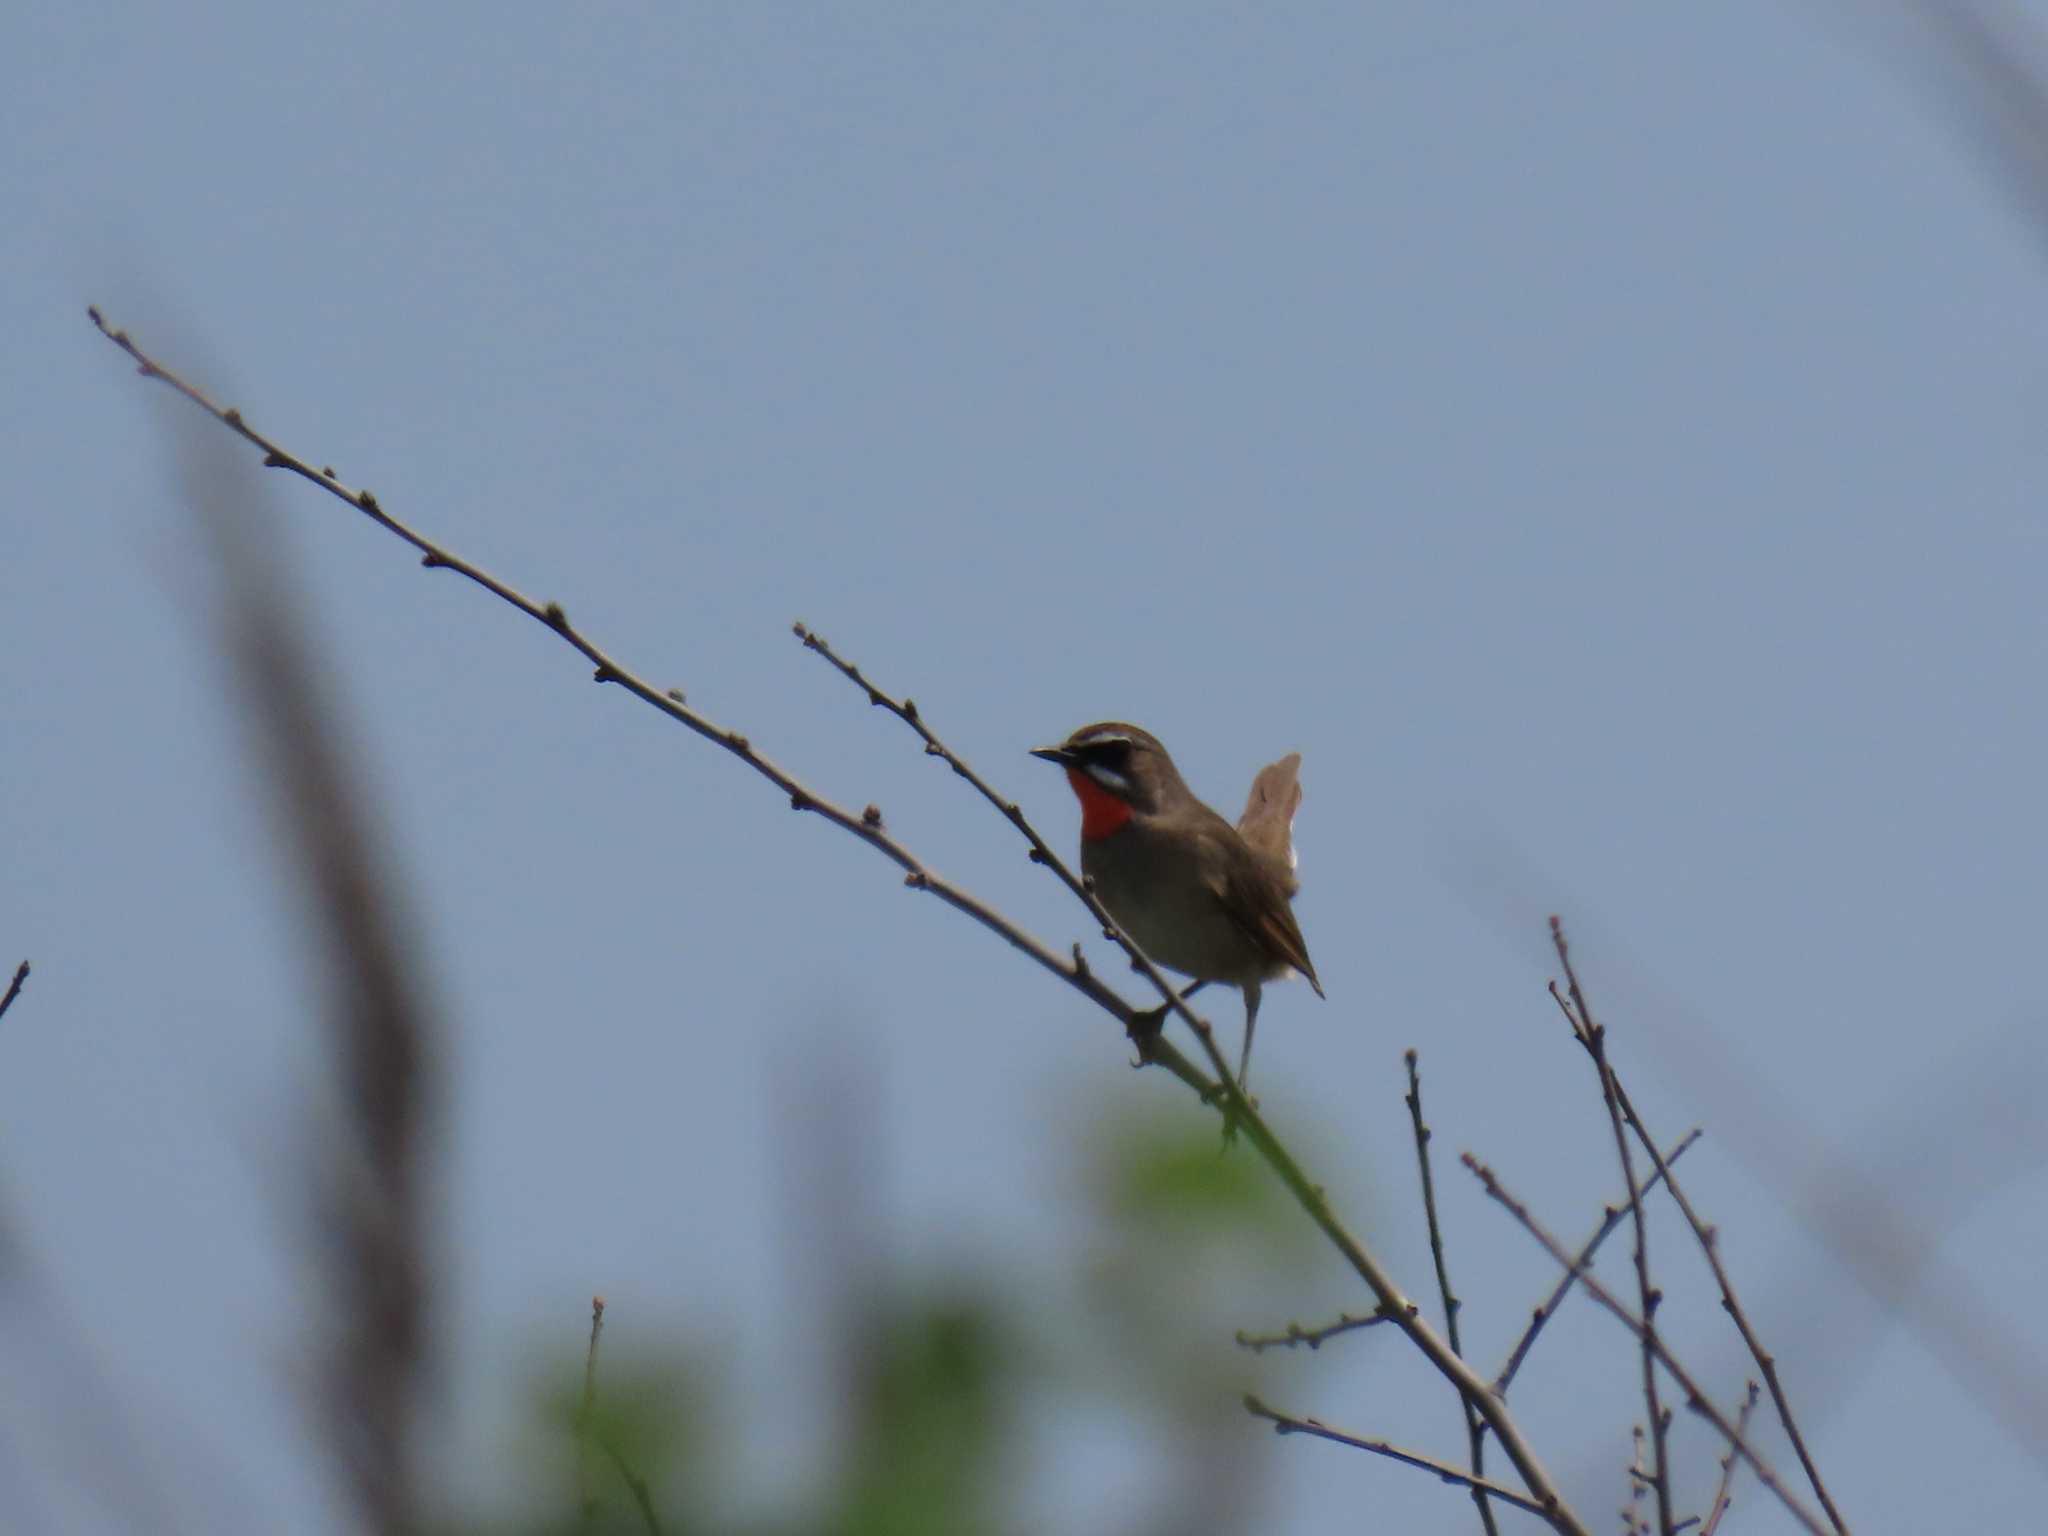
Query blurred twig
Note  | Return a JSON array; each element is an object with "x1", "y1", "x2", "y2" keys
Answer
[
  {"x1": 1849, "y1": 0, "x2": 2048, "y2": 257},
  {"x1": 189, "y1": 419, "x2": 436, "y2": 1536},
  {"x1": 578, "y1": 1295, "x2": 606, "y2": 1525},
  {"x1": 1405, "y1": 1050, "x2": 1498, "y2": 1536},
  {"x1": 575, "y1": 1296, "x2": 662, "y2": 1536}
]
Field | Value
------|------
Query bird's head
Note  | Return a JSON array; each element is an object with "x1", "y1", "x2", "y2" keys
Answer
[{"x1": 1030, "y1": 722, "x2": 1183, "y2": 837}]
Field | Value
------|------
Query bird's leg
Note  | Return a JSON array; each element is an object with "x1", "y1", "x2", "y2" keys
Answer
[{"x1": 1237, "y1": 980, "x2": 1262, "y2": 1090}]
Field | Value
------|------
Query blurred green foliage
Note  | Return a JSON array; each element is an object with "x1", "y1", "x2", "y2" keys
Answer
[{"x1": 472, "y1": 1096, "x2": 1350, "y2": 1536}]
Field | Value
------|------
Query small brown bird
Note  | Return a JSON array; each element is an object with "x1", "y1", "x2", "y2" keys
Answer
[{"x1": 1031, "y1": 723, "x2": 1323, "y2": 1085}]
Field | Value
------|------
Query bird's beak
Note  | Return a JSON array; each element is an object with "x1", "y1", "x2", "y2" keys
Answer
[{"x1": 1030, "y1": 744, "x2": 1078, "y2": 767}]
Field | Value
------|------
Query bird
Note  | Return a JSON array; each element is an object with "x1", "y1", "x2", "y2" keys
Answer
[{"x1": 1031, "y1": 722, "x2": 1322, "y2": 1086}]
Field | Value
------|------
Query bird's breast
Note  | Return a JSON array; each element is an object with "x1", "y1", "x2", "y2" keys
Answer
[{"x1": 1080, "y1": 820, "x2": 1278, "y2": 986}]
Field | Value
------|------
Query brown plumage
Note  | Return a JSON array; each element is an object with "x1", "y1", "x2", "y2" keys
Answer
[{"x1": 1031, "y1": 723, "x2": 1322, "y2": 1085}]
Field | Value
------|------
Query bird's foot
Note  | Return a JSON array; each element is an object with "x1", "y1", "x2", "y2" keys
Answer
[{"x1": 1195, "y1": 1076, "x2": 1259, "y2": 1149}]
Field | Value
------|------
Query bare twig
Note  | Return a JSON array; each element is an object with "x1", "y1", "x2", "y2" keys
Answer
[
  {"x1": 1612, "y1": 1081, "x2": 1844, "y2": 1532},
  {"x1": 90, "y1": 311, "x2": 1594, "y2": 1536},
  {"x1": 1233, "y1": 1311, "x2": 1390, "y2": 1354},
  {"x1": 1625, "y1": 1423, "x2": 1650, "y2": 1536},
  {"x1": 1550, "y1": 921, "x2": 1672, "y2": 1536},
  {"x1": 1405, "y1": 1050, "x2": 1499, "y2": 1536},
  {"x1": 1551, "y1": 923, "x2": 1847, "y2": 1535},
  {"x1": 1461, "y1": 1151, "x2": 1832, "y2": 1536},
  {"x1": 1242, "y1": 1396, "x2": 1550, "y2": 1520},
  {"x1": 86, "y1": 308, "x2": 1222, "y2": 1100},
  {"x1": 1493, "y1": 1128, "x2": 1703, "y2": 1395},
  {"x1": 1699, "y1": 1381, "x2": 1761, "y2": 1536},
  {"x1": 0, "y1": 961, "x2": 28, "y2": 1024}
]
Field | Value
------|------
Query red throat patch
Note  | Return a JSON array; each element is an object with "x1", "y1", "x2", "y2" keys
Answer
[{"x1": 1065, "y1": 767, "x2": 1134, "y2": 839}]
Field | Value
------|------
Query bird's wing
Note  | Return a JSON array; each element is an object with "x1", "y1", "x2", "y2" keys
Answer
[
  {"x1": 1199, "y1": 819, "x2": 1324, "y2": 997},
  {"x1": 1236, "y1": 752, "x2": 1303, "y2": 870}
]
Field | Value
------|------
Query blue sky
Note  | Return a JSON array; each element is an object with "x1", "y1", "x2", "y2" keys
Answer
[{"x1": 6, "y1": 3, "x2": 2047, "y2": 1531}]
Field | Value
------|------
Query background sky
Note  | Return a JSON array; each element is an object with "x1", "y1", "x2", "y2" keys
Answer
[{"x1": 5, "y1": 3, "x2": 2047, "y2": 1532}]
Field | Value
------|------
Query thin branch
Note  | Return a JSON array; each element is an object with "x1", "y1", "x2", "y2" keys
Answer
[
  {"x1": 1242, "y1": 1396, "x2": 1551, "y2": 1520},
  {"x1": 0, "y1": 961, "x2": 28, "y2": 1024},
  {"x1": 89, "y1": 311, "x2": 1594, "y2": 1536},
  {"x1": 1460, "y1": 1151, "x2": 1832, "y2": 1536},
  {"x1": 1493, "y1": 1128, "x2": 1703, "y2": 1396},
  {"x1": 1699, "y1": 1381, "x2": 1761, "y2": 1536},
  {"x1": 1605, "y1": 1073, "x2": 1846, "y2": 1534},
  {"x1": 1550, "y1": 921, "x2": 1672, "y2": 1536},
  {"x1": 1406, "y1": 1050, "x2": 1499, "y2": 1536},
  {"x1": 796, "y1": 626, "x2": 1243, "y2": 1093},
  {"x1": 85, "y1": 308, "x2": 1221, "y2": 1101},
  {"x1": 1625, "y1": 1423, "x2": 1657, "y2": 1536},
  {"x1": 1234, "y1": 1311, "x2": 1390, "y2": 1354},
  {"x1": 1549, "y1": 921, "x2": 1844, "y2": 1533}
]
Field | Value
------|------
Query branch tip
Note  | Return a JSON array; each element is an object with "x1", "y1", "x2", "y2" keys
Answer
[{"x1": 0, "y1": 962, "x2": 29, "y2": 1024}]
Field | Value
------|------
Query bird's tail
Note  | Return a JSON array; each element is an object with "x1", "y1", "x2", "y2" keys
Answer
[{"x1": 1237, "y1": 752, "x2": 1303, "y2": 871}]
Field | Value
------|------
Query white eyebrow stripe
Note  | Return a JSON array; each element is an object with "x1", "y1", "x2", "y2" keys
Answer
[{"x1": 1073, "y1": 729, "x2": 1133, "y2": 750}]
